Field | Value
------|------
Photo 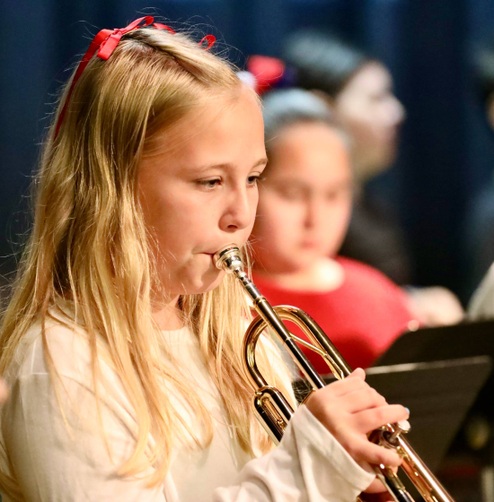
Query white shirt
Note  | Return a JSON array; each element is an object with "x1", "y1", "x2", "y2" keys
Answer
[{"x1": 0, "y1": 316, "x2": 374, "y2": 501}]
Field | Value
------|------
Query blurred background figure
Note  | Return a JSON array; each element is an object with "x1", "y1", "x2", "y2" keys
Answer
[
  {"x1": 464, "y1": 38, "x2": 494, "y2": 318},
  {"x1": 469, "y1": 262, "x2": 494, "y2": 320},
  {"x1": 250, "y1": 88, "x2": 416, "y2": 372},
  {"x1": 247, "y1": 32, "x2": 464, "y2": 327},
  {"x1": 282, "y1": 29, "x2": 410, "y2": 285}
]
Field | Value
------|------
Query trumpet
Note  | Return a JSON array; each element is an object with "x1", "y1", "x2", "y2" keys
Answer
[{"x1": 214, "y1": 244, "x2": 454, "y2": 502}]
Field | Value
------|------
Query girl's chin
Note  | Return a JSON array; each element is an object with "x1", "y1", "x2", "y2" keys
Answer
[{"x1": 187, "y1": 270, "x2": 225, "y2": 295}]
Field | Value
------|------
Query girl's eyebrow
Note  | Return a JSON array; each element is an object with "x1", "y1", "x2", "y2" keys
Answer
[
  {"x1": 193, "y1": 157, "x2": 268, "y2": 172},
  {"x1": 253, "y1": 157, "x2": 268, "y2": 168}
]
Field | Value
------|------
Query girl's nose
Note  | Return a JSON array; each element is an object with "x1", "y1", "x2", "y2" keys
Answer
[
  {"x1": 304, "y1": 196, "x2": 323, "y2": 228},
  {"x1": 220, "y1": 186, "x2": 255, "y2": 232}
]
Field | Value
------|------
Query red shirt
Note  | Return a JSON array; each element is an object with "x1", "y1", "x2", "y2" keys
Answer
[{"x1": 252, "y1": 256, "x2": 414, "y2": 372}]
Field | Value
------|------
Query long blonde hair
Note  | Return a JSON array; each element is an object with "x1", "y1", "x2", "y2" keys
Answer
[{"x1": 0, "y1": 24, "x2": 291, "y2": 489}]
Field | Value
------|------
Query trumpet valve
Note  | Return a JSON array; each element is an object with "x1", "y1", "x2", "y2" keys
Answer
[{"x1": 390, "y1": 420, "x2": 411, "y2": 442}]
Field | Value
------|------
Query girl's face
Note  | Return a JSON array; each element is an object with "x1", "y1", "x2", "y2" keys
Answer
[
  {"x1": 251, "y1": 122, "x2": 353, "y2": 274},
  {"x1": 138, "y1": 85, "x2": 266, "y2": 298},
  {"x1": 333, "y1": 62, "x2": 405, "y2": 181}
]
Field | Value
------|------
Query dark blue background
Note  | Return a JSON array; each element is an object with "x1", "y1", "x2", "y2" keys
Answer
[{"x1": 2, "y1": 0, "x2": 494, "y2": 301}]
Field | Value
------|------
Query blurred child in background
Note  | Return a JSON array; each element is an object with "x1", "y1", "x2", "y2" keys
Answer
[{"x1": 250, "y1": 88, "x2": 415, "y2": 371}]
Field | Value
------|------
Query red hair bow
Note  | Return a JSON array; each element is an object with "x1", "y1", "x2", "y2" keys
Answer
[
  {"x1": 246, "y1": 55, "x2": 286, "y2": 95},
  {"x1": 96, "y1": 16, "x2": 162, "y2": 60},
  {"x1": 54, "y1": 16, "x2": 216, "y2": 139}
]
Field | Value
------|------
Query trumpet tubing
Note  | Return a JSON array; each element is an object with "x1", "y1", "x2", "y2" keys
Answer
[{"x1": 214, "y1": 244, "x2": 454, "y2": 502}]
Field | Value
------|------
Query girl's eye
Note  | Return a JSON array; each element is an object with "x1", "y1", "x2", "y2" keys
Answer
[
  {"x1": 276, "y1": 186, "x2": 306, "y2": 201},
  {"x1": 326, "y1": 185, "x2": 353, "y2": 202},
  {"x1": 197, "y1": 178, "x2": 222, "y2": 189},
  {"x1": 247, "y1": 174, "x2": 262, "y2": 186}
]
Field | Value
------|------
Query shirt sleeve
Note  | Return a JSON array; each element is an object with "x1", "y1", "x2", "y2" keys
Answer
[
  {"x1": 213, "y1": 405, "x2": 375, "y2": 502},
  {"x1": 4, "y1": 374, "x2": 374, "y2": 502},
  {"x1": 2, "y1": 324, "x2": 374, "y2": 502}
]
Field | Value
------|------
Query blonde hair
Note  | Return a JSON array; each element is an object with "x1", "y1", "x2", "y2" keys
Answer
[{"x1": 0, "y1": 25, "x2": 291, "y2": 491}]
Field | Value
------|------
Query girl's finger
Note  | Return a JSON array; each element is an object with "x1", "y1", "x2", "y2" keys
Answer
[
  {"x1": 322, "y1": 374, "x2": 368, "y2": 398},
  {"x1": 352, "y1": 404, "x2": 410, "y2": 434},
  {"x1": 346, "y1": 438, "x2": 403, "y2": 467},
  {"x1": 335, "y1": 386, "x2": 388, "y2": 415}
]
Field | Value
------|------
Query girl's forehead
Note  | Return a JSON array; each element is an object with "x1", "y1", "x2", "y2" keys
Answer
[
  {"x1": 268, "y1": 123, "x2": 350, "y2": 172},
  {"x1": 143, "y1": 98, "x2": 227, "y2": 155},
  {"x1": 272, "y1": 121, "x2": 344, "y2": 149},
  {"x1": 151, "y1": 83, "x2": 243, "y2": 127},
  {"x1": 139, "y1": 84, "x2": 264, "y2": 173}
]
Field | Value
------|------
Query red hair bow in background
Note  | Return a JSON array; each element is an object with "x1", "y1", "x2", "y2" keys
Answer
[{"x1": 245, "y1": 55, "x2": 287, "y2": 95}]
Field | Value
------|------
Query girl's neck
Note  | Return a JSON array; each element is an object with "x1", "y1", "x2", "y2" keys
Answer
[
  {"x1": 254, "y1": 256, "x2": 344, "y2": 293},
  {"x1": 151, "y1": 295, "x2": 185, "y2": 330}
]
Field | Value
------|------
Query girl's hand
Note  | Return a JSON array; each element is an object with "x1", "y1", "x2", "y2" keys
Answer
[{"x1": 304, "y1": 368, "x2": 409, "y2": 495}]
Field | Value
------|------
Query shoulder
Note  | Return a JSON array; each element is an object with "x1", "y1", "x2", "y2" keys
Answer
[
  {"x1": 5, "y1": 310, "x2": 93, "y2": 383},
  {"x1": 336, "y1": 256, "x2": 410, "y2": 310},
  {"x1": 337, "y1": 256, "x2": 401, "y2": 288}
]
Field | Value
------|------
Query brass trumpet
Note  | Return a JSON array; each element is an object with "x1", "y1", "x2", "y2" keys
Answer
[{"x1": 214, "y1": 244, "x2": 454, "y2": 502}]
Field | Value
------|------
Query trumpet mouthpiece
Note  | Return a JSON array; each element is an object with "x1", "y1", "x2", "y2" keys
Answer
[{"x1": 213, "y1": 244, "x2": 243, "y2": 272}]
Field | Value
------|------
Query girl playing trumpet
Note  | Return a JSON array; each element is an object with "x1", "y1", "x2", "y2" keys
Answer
[{"x1": 0, "y1": 17, "x2": 408, "y2": 501}]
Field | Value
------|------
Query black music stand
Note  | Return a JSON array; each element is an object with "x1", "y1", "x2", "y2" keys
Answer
[
  {"x1": 294, "y1": 357, "x2": 491, "y2": 471},
  {"x1": 365, "y1": 357, "x2": 491, "y2": 471},
  {"x1": 376, "y1": 319, "x2": 494, "y2": 368},
  {"x1": 376, "y1": 319, "x2": 494, "y2": 420},
  {"x1": 295, "y1": 357, "x2": 491, "y2": 500},
  {"x1": 374, "y1": 320, "x2": 494, "y2": 500}
]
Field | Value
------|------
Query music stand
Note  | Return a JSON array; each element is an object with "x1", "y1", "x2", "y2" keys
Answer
[
  {"x1": 376, "y1": 319, "x2": 494, "y2": 419},
  {"x1": 376, "y1": 319, "x2": 494, "y2": 367},
  {"x1": 293, "y1": 357, "x2": 491, "y2": 471},
  {"x1": 365, "y1": 357, "x2": 491, "y2": 471}
]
